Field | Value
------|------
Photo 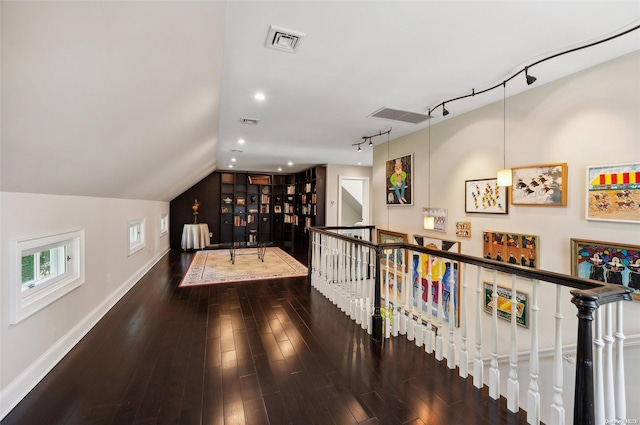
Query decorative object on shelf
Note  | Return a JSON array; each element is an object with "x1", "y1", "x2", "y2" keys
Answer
[
  {"x1": 455, "y1": 221, "x2": 472, "y2": 238},
  {"x1": 274, "y1": 205, "x2": 282, "y2": 213},
  {"x1": 423, "y1": 208, "x2": 447, "y2": 232},
  {"x1": 483, "y1": 283, "x2": 529, "y2": 327},
  {"x1": 223, "y1": 196, "x2": 233, "y2": 204},
  {"x1": 483, "y1": 231, "x2": 539, "y2": 268},
  {"x1": 221, "y1": 207, "x2": 229, "y2": 214},
  {"x1": 411, "y1": 234, "x2": 461, "y2": 326},
  {"x1": 570, "y1": 238, "x2": 640, "y2": 299},
  {"x1": 250, "y1": 195, "x2": 257, "y2": 204},
  {"x1": 510, "y1": 163, "x2": 567, "y2": 206},
  {"x1": 191, "y1": 199, "x2": 200, "y2": 224},
  {"x1": 377, "y1": 229, "x2": 408, "y2": 270},
  {"x1": 465, "y1": 178, "x2": 508, "y2": 214},
  {"x1": 248, "y1": 175, "x2": 271, "y2": 185},
  {"x1": 586, "y1": 162, "x2": 640, "y2": 223},
  {"x1": 386, "y1": 154, "x2": 413, "y2": 205},
  {"x1": 236, "y1": 196, "x2": 246, "y2": 206}
]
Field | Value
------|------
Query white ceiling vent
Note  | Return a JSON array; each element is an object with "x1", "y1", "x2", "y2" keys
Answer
[
  {"x1": 265, "y1": 25, "x2": 305, "y2": 53},
  {"x1": 368, "y1": 107, "x2": 430, "y2": 124},
  {"x1": 240, "y1": 117, "x2": 260, "y2": 125}
]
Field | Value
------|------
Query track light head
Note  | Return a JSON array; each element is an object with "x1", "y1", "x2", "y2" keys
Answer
[
  {"x1": 442, "y1": 103, "x2": 449, "y2": 116},
  {"x1": 357, "y1": 145, "x2": 362, "y2": 152},
  {"x1": 368, "y1": 138, "x2": 373, "y2": 147},
  {"x1": 525, "y1": 67, "x2": 537, "y2": 85}
]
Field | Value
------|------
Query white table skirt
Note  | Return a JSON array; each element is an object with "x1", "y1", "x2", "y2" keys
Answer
[{"x1": 181, "y1": 223, "x2": 210, "y2": 250}]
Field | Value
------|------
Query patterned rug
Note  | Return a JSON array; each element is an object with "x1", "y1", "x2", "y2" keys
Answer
[{"x1": 179, "y1": 247, "x2": 308, "y2": 287}]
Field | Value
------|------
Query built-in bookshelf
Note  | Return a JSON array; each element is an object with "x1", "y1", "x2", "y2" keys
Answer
[{"x1": 294, "y1": 166, "x2": 326, "y2": 255}]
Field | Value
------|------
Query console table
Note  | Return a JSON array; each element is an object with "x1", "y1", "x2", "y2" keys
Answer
[{"x1": 181, "y1": 223, "x2": 210, "y2": 250}]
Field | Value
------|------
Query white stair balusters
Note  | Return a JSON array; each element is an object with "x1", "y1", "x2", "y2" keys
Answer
[
  {"x1": 549, "y1": 285, "x2": 565, "y2": 425},
  {"x1": 489, "y1": 270, "x2": 500, "y2": 400},
  {"x1": 507, "y1": 275, "x2": 519, "y2": 412},
  {"x1": 527, "y1": 279, "x2": 540, "y2": 425},
  {"x1": 614, "y1": 302, "x2": 626, "y2": 422},
  {"x1": 473, "y1": 269, "x2": 484, "y2": 389},
  {"x1": 447, "y1": 262, "x2": 456, "y2": 370},
  {"x1": 458, "y1": 263, "x2": 468, "y2": 378}
]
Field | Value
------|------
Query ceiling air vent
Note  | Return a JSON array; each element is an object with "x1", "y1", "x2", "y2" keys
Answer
[
  {"x1": 368, "y1": 107, "x2": 430, "y2": 124},
  {"x1": 240, "y1": 117, "x2": 260, "y2": 125},
  {"x1": 265, "y1": 25, "x2": 305, "y2": 53}
]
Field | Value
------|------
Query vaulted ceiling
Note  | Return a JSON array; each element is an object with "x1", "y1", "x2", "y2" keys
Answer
[{"x1": 2, "y1": 1, "x2": 639, "y2": 201}]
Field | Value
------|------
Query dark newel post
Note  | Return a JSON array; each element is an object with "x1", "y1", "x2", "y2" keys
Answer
[
  {"x1": 372, "y1": 247, "x2": 383, "y2": 342},
  {"x1": 571, "y1": 291, "x2": 598, "y2": 425}
]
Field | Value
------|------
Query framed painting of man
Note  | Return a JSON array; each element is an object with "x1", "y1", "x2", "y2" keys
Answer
[{"x1": 386, "y1": 154, "x2": 413, "y2": 205}]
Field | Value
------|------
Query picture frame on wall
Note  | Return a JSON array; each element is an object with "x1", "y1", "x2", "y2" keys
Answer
[
  {"x1": 483, "y1": 282, "x2": 529, "y2": 327},
  {"x1": 464, "y1": 178, "x2": 508, "y2": 214},
  {"x1": 483, "y1": 231, "x2": 539, "y2": 268},
  {"x1": 586, "y1": 162, "x2": 640, "y2": 224},
  {"x1": 570, "y1": 238, "x2": 640, "y2": 299},
  {"x1": 386, "y1": 154, "x2": 413, "y2": 206},
  {"x1": 377, "y1": 229, "x2": 408, "y2": 270},
  {"x1": 511, "y1": 163, "x2": 568, "y2": 206},
  {"x1": 411, "y1": 235, "x2": 461, "y2": 326},
  {"x1": 424, "y1": 208, "x2": 447, "y2": 232}
]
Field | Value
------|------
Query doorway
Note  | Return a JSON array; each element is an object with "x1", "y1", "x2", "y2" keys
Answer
[{"x1": 338, "y1": 176, "x2": 370, "y2": 229}]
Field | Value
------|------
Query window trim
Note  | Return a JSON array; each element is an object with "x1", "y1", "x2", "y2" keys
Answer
[
  {"x1": 10, "y1": 229, "x2": 85, "y2": 325},
  {"x1": 160, "y1": 213, "x2": 169, "y2": 237},
  {"x1": 128, "y1": 218, "x2": 146, "y2": 256}
]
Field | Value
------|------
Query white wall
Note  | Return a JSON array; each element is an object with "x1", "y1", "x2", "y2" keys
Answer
[
  {"x1": 0, "y1": 192, "x2": 170, "y2": 418},
  {"x1": 325, "y1": 164, "x2": 373, "y2": 227},
  {"x1": 373, "y1": 51, "x2": 640, "y2": 422}
]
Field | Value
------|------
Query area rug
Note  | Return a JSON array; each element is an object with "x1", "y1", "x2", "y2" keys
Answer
[{"x1": 179, "y1": 247, "x2": 308, "y2": 287}]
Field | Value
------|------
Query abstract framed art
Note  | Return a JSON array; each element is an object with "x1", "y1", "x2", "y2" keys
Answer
[
  {"x1": 465, "y1": 178, "x2": 508, "y2": 214},
  {"x1": 483, "y1": 231, "x2": 539, "y2": 268},
  {"x1": 571, "y1": 238, "x2": 640, "y2": 299},
  {"x1": 586, "y1": 162, "x2": 640, "y2": 223},
  {"x1": 386, "y1": 154, "x2": 413, "y2": 205},
  {"x1": 511, "y1": 163, "x2": 567, "y2": 206}
]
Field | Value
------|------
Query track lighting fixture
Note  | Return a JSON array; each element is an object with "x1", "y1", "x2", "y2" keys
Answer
[
  {"x1": 525, "y1": 67, "x2": 537, "y2": 85},
  {"x1": 351, "y1": 128, "x2": 392, "y2": 151},
  {"x1": 425, "y1": 23, "x2": 638, "y2": 120}
]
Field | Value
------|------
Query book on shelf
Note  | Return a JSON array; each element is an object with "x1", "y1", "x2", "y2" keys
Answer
[
  {"x1": 221, "y1": 207, "x2": 229, "y2": 214},
  {"x1": 286, "y1": 185, "x2": 295, "y2": 195},
  {"x1": 260, "y1": 204, "x2": 270, "y2": 213},
  {"x1": 248, "y1": 208, "x2": 258, "y2": 214},
  {"x1": 234, "y1": 216, "x2": 246, "y2": 226},
  {"x1": 260, "y1": 194, "x2": 270, "y2": 204}
]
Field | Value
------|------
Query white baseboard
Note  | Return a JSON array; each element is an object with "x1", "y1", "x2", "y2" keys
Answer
[{"x1": 0, "y1": 247, "x2": 170, "y2": 420}]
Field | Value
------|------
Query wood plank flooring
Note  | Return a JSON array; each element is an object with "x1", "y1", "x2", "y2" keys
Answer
[{"x1": 1, "y1": 250, "x2": 530, "y2": 425}]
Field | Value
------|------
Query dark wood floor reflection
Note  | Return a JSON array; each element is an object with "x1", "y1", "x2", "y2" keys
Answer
[{"x1": 2, "y1": 250, "x2": 530, "y2": 425}]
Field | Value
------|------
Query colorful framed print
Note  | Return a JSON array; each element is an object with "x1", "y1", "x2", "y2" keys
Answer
[
  {"x1": 465, "y1": 178, "x2": 508, "y2": 214},
  {"x1": 377, "y1": 229, "x2": 408, "y2": 270},
  {"x1": 511, "y1": 163, "x2": 568, "y2": 206},
  {"x1": 411, "y1": 235, "x2": 460, "y2": 326},
  {"x1": 386, "y1": 154, "x2": 413, "y2": 205},
  {"x1": 586, "y1": 163, "x2": 640, "y2": 223},
  {"x1": 455, "y1": 221, "x2": 472, "y2": 238},
  {"x1": 380, "y1": 267, "x2": 404, "y2": 306},
  {"x1": 571, "y1": 238, "x2": 640, "y2": 300},
  {"x1": 483, "y1": 231, "x2": 539, "y2": 268},
  {"x1": 423, "y1": 208, "x2": 447, "y2": 233},
  {"x1": 483, "y1": 283, "x2": 529, "y2": 327}
]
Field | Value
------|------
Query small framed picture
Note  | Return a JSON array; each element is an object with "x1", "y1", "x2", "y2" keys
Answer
[
  {"x1": 377, "y1": 229, "x2": 408, "y2": 270},
  {"x1": 274, "y1": 205, "x2": 282, "y2": 213}
]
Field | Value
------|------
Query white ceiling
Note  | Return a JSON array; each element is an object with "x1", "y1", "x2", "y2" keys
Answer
[{"x1": 2, "y1": 1, "x2": 639, "y2": 201}]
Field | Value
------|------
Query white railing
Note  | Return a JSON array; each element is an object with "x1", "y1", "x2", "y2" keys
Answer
[{"x1": 309, "y1": 227, "x2": 633, "y2": 425}]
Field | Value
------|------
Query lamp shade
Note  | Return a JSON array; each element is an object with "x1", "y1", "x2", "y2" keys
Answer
[
  {"x1": 423, "y1": 216, "x2": 435, "y2": 230},
  {"x1": 497, "y1": 169, "x2": 513, "y2": 187}
]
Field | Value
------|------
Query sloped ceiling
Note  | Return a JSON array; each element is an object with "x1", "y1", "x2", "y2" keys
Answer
[{"x1": 1, "y1": 1, "x2": 639, "y2": 202}]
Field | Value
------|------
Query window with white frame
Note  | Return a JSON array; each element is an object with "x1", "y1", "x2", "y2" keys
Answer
[
  {"x1": 11, "y1": 229, "x2": 85, "y2": 324},
  {"x1": 128, "y1": 218, "x2": 145, "y2": 256},
  {"x1": 160, "y1": 213, "x2": 168, "y2": 237}
]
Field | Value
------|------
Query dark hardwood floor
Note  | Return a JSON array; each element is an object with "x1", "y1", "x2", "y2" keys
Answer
[{"x1": 1, "y1": 250, "x2": 530, "y2": 425}]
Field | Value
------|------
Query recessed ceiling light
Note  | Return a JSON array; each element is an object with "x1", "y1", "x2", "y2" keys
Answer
[
  {"x1": 278, "y1": 167, "x2": 282, "y2": 172},
  {"x1": 287, "y1": 161, "x2": 293, "y2": 166},
  {"x1": 238, "y1": 139, "x2": 245, "y2": 144},
  {"x1": 357, "y1": 162, "x2": 362, "y2": 165},
  {"x1": 228, "y1": 164, "x2": 234, "y2": 168},
  {"x1": 254, "y1": 92, "x2": 266, "y2": 101},
  {"x1": 231, "y1": 158, "x2": 237, "y2": 162}
]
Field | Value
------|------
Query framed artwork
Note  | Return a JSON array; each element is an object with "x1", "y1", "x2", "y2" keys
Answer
[
  {"x1": 586, "y1": 162, "x2": 640, "y2": 223},
  {"x1": 483, "y1": 231, "x2": 539, "y2": 268},
  {"x1": 411, "y1": 235, "x2": 460, "y2": 326},
  {"x1": 511, "y1": 163, "x2": 568, "y2": 206},
  {"x1": 274, "y1": 205, "x2": 282, "y2": 213},
  {"x1": 377, "y1": 229, "x2": 408, "y2": 270},
  {"x1": 455, "y1": 221, "x2": 472, "y2": 238},
  {"x1": 381, "y1": 267, "x2": 404, "y2": 306},
  {"x1": 465, "y1": 178, "x2": 508, "y2": 214},
  {"x1": 483, "y1": 282, "x2": 529, "y2": 327},
  {"x1": 570, "y1": 238, "x2": 640, "y2": 299},
  {"x1": 424, "y1": 207, "x2": 447, "y2": 233},
  {"x1": 386, "y1": 154, "x2": 413, "y2": 205}
]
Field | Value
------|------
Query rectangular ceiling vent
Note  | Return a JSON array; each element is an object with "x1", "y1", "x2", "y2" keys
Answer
[
  {"x1": 265, "y1": 25, "x2": 305, "y2": 53},
  {"x1": 240, "y1": 117, "x2": 260, "y2": 125},
  {"x1": 368, "y1": 107, "x2": 430, "y2": 124}
]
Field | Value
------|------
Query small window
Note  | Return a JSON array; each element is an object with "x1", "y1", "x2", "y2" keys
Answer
[
  {"x1": 160, "y1": 213, "x2": 168, "y2": 237},
  {"x1": 11, "y1": 230, "x2": 85, "y2": 324},
  {"x1": 128, "y1": 218, "x2": 146, "y2": 256}
]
